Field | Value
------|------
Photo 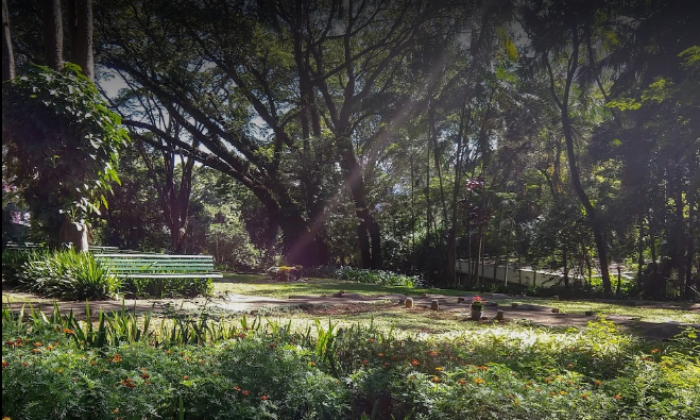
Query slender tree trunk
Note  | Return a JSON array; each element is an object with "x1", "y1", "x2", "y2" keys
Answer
[
  {"x1": 2, "y1": 0, "x2": 15, "y2": 81},
  {"x1": 41, "y1": 0, "x2": 63, "y2": 71},
  {"x1": 71, "y1": 0, "x2": 93, "y2": 81},
  {"x1": 546, "y1": 37, "x2": 613, "y2": 295}
]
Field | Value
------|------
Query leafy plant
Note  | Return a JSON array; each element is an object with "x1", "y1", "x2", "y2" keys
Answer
[
  {"x1": 335, "y1": 267, "x2": 422, "y2": 287},
  {"x1": 17, "y1": 250, "x2": 120, "y2": 300},
  {"x1": 121, "y1": 277, "x2": 213, "y2": 298}
]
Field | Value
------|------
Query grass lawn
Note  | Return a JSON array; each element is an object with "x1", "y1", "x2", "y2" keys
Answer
[{"x1": 214, "y1": 274, "x2": 700, "y2": 324}]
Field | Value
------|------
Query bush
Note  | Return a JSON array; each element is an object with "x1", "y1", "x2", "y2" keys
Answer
[
  {"x1": 2, "y1": 249, "x2": 47, "y2": 287},
  {"x1": 121, "y1": 277, "x2": 213, "y2": 298},
  {"x1": 17, "y1": 250, "x2": 120, "y2": 300},
  {"x1": 334, "y1": 266, "x2": 423, "y2": 287}
]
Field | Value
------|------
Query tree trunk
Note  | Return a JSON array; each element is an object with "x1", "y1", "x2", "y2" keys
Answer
[
  {"x1": 547, "y1": 36, "x2": 613, "y2": 295},
  {"x1": 2, "y1": 0, "x2": 15, "y2": 81},
  {"x1": 338, "y1": 139, "x2": 381, "y2": 269},
  {"x1": 41, "y1": 0, "x2": 63, "y2": 71},
  {"x1": 71, "y1": 0, "x2": 93, "y2": 81}
]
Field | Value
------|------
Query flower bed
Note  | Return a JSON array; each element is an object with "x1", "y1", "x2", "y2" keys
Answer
[{"x1": 2, "y1": 306, "x2": 698, "y2": 420}]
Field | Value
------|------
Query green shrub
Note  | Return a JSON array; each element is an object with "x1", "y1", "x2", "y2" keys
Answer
[
  {"x1": 2, "y1": 249, "x2": 47, "y2": 287},
  {"x1": 121, "y1": 277, "x2": 213, "y2": 298},
  {"x1": 335, "y1": 266, "x2": 422, "y2": 287},
  {"x1": 2, "y1": 306, "x2": 699, "y2": 420},
  {"x1": 17, "y1": 250, "x2": 120, "y2": 300}
]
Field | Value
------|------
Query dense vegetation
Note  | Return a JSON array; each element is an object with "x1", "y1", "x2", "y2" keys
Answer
[
  {"x1": 2, "y1": 304, "x2": 699, "y2": 420},
  {"x1": 2, "y1": 0, "x2": 698, "y2": 300}
]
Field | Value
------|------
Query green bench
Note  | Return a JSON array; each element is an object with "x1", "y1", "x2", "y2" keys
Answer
[{"x1": 93, "y1": 254, "x2": 223, "y2": 280}]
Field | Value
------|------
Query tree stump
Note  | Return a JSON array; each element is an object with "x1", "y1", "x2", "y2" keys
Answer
[
  {"x1": 430, "y1": 300, "x2": 440, "y2": 311},
  {"x1": 405, "y1": 298, "x2": 413, "y2": 309}
]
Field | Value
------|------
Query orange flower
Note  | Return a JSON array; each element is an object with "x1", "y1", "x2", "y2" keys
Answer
[
  {"x1": 458, "y1": 379, "x2": 466, "y2": 385},
  {"x1": 368, "y1": 338, "x2": 375, "y2": 343},
  {"x1": 595, "y1": 380, "x2": 602, "y2": 386},
  {"x1": 3, "y1": 416, "x2": 11, "y2": 420},
  {"x1": 33, "y1": 342, "x2": 42, "y2": 347},
  {"x1": 111, "y1": 354, "x2": 123, "y2": 363},
  {"x1": 62, "y1": 328, "x2": 75, "y2": 335},
  {"x1": 261, "y1": 395, "x2": 268, "y2": 401},
  {"x1": 242, "y1": 390, "x2": 250, "y2": 396},
  {"x1": 233, "y1": 386, "x2": 241, "y2": 391},
  {"x1": 567, "y1": 363, "x2": 574, "y2": 368},
  {"x1": 141, "y1": 373, "x2": 150, "y2": 380},
  {"x1": 429, "y1": 351, "x2": 439, "y2": 356},
  {"x1": 614, "y1": 394, "x2": 623, "y2": 400},
  {"x1": 2, "y1": 360, "x2": 7, "y2": 368},
  {"x1": 411, "y1": 359, "x2": 420, "y2": 366},
  {"x1": 113, "y1": 408, "x2": 120, "y2": 414},
  {"x1": 651, "y1": 348, "x2": 660, "y2": 354},
  {"x1": 478, "y1": 365, "x2": 488, "y2": 371},
  {"x1": 474, "y1": 378, "x2": 484, "y2": 384},
  {"x1": 582, "y1": 395, "x2": 589, "y2": 400},
  {"x1": 431, "y1": 376, "x2": 440, "y2": 383},
  {"x1": 309, "y1": 362, "x2": 316, "y2": 366},
  {"x1": 377, "y1": 353, "x2": 384, "y2": 357},
  {"x1": 361, "y1": 360, "x2": 369, "y2": 365},
  {"x1": 182, "y1": 375, "x2": 188, "y2": 380}
]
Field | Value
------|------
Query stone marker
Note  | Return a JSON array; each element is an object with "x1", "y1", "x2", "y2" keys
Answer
[
  {"x1": 431, "y1": 300, "x2": 440, "y2": 311},
  {"x1": 406, "y1": 298, "x2": 414, "y2": 309},
  {"x1": 495, "y1": 310, "x2": 505, "y2": 320}
]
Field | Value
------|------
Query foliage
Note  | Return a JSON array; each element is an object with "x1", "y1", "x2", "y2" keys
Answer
[
  {"x1": 120, "y1": 277, "x2": 213, "y2": 299},
  {"x1": 1, "y1": 249, "x2": 46, "y2": 287},
  {"x1": 2, "y1": 63, "x2": 129, "y2": 242},
  {"x1": 2, "y1": 303, "x2": 699, "y2": 420},
  {"x1": 335, "y1": 267, "x2": 423, "y2": 288},
  {"x1": 471, "y1": 296, "x2": 484, "y2": 311},
  {"x1": 16, "y1": 250, "x2": 120, "y2": 300}
]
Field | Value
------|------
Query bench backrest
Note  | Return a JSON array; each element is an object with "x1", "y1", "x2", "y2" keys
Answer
[{"x1": 94, "y1": 254, "x2": 217, "y2": 274}]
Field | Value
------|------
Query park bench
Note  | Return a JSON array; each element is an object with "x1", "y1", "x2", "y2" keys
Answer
[{"x1": 93, "y1": 254, "x2": 223, "y2": 280}]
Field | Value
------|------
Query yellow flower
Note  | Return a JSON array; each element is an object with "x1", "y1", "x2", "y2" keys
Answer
[{"x1": 474, "y1": 378, "x2": 485, "y2": 384}]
